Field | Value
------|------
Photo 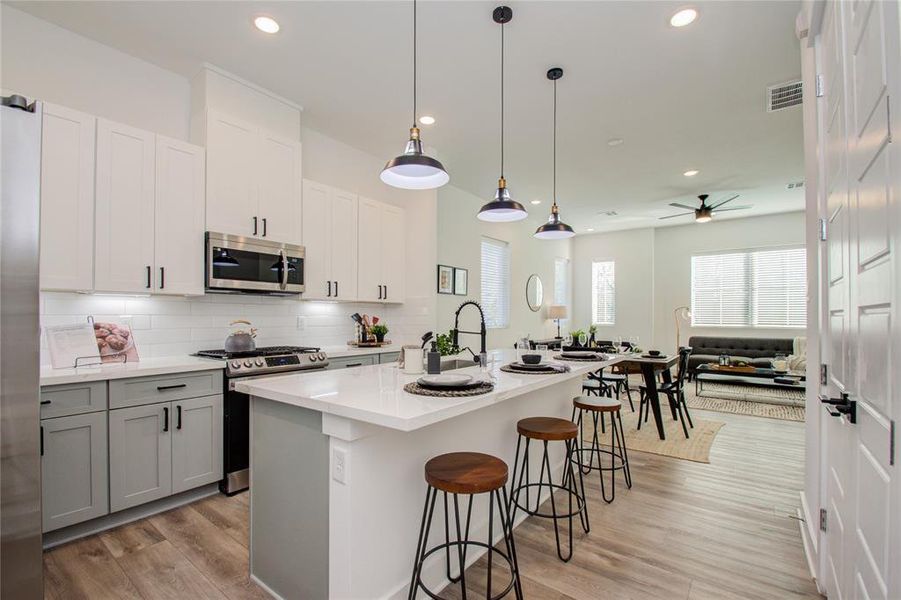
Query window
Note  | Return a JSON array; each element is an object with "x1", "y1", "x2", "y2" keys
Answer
[
  {"x1": 481, "y1": 237, "x2": 510, "y2": 329},
  {"x1": 691, "y1": 247, "x2": 806, "y2": 328},
  {"x1": 591, "y1": 261, "x2": 615, "y2": 325},
  {"x1": 554, "y1": 257, "x2": 570, "y2": 306}
]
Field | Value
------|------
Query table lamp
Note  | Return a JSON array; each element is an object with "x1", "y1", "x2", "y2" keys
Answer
[{"x1": 548, "y1": 305, "x2": 567, "y2": 338}]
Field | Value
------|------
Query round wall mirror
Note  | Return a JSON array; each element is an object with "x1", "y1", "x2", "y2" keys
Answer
[{"x1": 526, "y1": 274, "x2": 543, "y2": 312}]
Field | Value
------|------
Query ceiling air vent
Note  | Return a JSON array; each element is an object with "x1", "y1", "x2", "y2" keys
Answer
[
  {"x1": 767, "y1": 80, "x2": 803, "y2": 112},
  {"x1": 786, "y1": 181, "x2": 804, "y2": 190}
]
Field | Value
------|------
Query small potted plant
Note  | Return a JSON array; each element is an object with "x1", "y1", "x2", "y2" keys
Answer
[
  {"x1": 569, "y1": 329, "x2": 586, "y2": 348},
  {"x1": 369, "y1": 323, "x2": 389, "y2": 344},
  {"x1": 435, "y1": 330, "x2": 460, "y2": 356}
]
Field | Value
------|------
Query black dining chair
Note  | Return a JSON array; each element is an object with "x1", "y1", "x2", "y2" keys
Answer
[{"x1": 638, "y1": 347, "x2": 694, "y2": 438}]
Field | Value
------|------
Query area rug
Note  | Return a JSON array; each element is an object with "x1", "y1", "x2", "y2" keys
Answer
[
  {"x1": 685, "y1": 395, "x2": 805, "y2": 422},
  {"x1": 582, "y1": 408, "x2": 724, "y2": 464},
  {"x1": 694, "y1": 380, "x2": 805, "y2": 407}
]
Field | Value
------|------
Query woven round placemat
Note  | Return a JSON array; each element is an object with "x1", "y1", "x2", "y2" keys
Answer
[
  {"x1": 403, "y1": 381, "x2": 495, "y2": 397},
  {"x1": 553, "y1": 354, "x2": 607, "y2": 362},
  {"x1": 500, "y1": 364, "x2": 569, "y2": 375}
]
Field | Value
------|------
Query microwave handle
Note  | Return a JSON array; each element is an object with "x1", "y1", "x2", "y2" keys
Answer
[{"x1": 279, "y1": 250, "x2": 288, "y2": 290}]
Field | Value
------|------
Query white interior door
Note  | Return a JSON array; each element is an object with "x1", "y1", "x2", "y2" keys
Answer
[
  {"x1": 816, "y1": 1, "x2": 900, "y2": 598},
  {"x1": 257, "y1": 131, "x2": 302, "y2": 244},
  {"x1": 330, "y1": 188, "x2": 359, "y2": 301},
  {"x1": 94, "y1": 118, "x2": 155, "y2": 293},
  {"x1": 154, "y1": 135, "x2": 205, "y2": 295}
]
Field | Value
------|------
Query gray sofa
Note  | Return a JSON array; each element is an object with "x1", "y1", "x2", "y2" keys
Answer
[{"x1": 687, "y1": 336, "x2": 794, "y2": 377}]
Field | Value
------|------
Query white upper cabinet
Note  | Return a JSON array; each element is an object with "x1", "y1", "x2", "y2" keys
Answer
[
  {"x1": 302, "y1": 180, "x2": 358, "y2": 300},
  {"x1": 154, "y1": 136, "x2": 206, "y2": 295},
  {"x1": 205, "y1": 111, "x2": 257, "y2": 238},
  {"x1": 40, "y1": 103, "x2": 96, "y2": 292},
  {"x1": 205, "y1": 110, "x2": 302, "y2": 244},
  {"x1": 94, "y1": 119, "x2": 156, "y2": 293},
  {"x1": 357, "y1": 197, "x2": 406, "y2": 304}
]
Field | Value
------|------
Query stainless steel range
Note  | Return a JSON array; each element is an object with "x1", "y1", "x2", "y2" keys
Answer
[{"x1": 195, "y1": 346, "x2": 329, "y2": 494}]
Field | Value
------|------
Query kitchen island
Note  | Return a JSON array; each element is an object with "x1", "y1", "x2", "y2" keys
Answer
[{"x1": 237, "y1": 349, "x2": 620, "y2": 600}]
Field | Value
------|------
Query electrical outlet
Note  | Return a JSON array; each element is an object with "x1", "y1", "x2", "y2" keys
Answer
[
  {"x1": 296, "y1": 316, "x2": 306, "y2": 330},
  {"x1": 332, "y1": 448, "x2": 347, "y2": 484}
]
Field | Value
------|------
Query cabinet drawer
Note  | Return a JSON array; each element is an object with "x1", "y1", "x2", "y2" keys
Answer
[
  {"x1": 379, "y1": 352, "x2": 400, "y2": 364},
  {"x1": 109, "y1": 370, "x2": 222, "y2": 409},
  {"x1": 326, "y1": 355, "x2": 377, "y2": 370},
  {"x1": 40, "y1": 381, "x2": 107, "y2": 419}
]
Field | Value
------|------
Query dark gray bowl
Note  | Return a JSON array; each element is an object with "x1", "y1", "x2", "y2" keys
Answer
[
  {"x1": 521, "y1": 354, "x2": 542, "y2": 365},
  {"x1": 647, "y1": 350, "x2": 661, "y2": 357}
]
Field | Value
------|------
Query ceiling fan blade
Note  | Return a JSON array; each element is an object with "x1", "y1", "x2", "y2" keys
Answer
[
  {"x1": 669, "y1": 202, "x2": 699, "y2": 210},
  {"x1": 710, "y1": 194, "x2": 740, "y2": 209},
  {"x1": 658, "y1": 212, "x2": 694, "y2": 220},
  {"x1": 711, "y1": 206, "x2": 752, "y2": 213}
]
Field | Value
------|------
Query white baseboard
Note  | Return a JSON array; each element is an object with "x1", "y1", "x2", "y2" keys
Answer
[
  {"x1": 251, "y1": 573, "x2": 286, "y2": 600},
  {"x1": 798, "y1": 490, "x2": 819, "y2": 584}
]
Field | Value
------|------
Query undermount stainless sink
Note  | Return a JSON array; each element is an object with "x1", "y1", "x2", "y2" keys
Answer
[{"x1": 439, "y1": 358, "x2": 479, "y2": 371}]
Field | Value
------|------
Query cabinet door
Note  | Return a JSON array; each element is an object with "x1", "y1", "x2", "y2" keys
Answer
[
  {"x1": 381, "y1": 204, "x2": 406, "y2": 303},
  {"x1": 94, "y1": 119, "x2": 155, "y2": 293},
  {"x1": 257, "y1": 131, "x2": 302, "y2": 244},
  {"x1": 155, "y1": 136, "x2": 205, "y2": 295},
  {"x1": 109, "y1": 403, "x2": 172, "y2": 512},
  {"x1": 41, "y1": 412, "x2": 108, "y2": 532},
  {"x1": 301, "y1": 179, "x2": 333, "y2": 300},
  {"x1": 205, "y1": 111, "x2": 257, "y2": 237},
  {"x1": 172, "y1": 395, "x2": 222, "y2": 494},
  {"x1": 357, "y1": 197, "x2": 383, "y2": 302},
  {"x1": 330, "y1": 188, "x2": 359, "y2": 301},
  {"x1": 40, "y1": 103, "x2": 95, "y2": 292}
]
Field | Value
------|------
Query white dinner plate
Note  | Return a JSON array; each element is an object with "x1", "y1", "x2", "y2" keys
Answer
[
  {"x1": 561, "y1": 351, "x2": 598, "y2": 359},
  {"x1": 418, "y1": 373, "x2": 474, "y2": 387},
  {"x1": 512, "y1": 362, "x2": 554, "y2": 370}
]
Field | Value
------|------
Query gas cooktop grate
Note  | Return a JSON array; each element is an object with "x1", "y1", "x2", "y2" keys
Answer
[{"x1": 195, "y1": 345, "x2": 321, "y2": 360}]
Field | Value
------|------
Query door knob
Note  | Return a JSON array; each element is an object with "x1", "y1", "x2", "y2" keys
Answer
[{"x1": 819, "y1": 392, "x2": 856, "y2": 423}]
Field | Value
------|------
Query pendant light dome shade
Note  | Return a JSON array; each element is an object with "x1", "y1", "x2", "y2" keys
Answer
[
  {"x1": 535, "y1": 67, "x2": 574, "y2": 240},
  {"x1": 381, "y1": 0, "x2": 449, "y2": 190},
  {"x1": 478, "y1": 6, "x2": 528, "y2": 222},
  {"x1": 212, "y1": 248, "x2": 240, "y2": 267}
]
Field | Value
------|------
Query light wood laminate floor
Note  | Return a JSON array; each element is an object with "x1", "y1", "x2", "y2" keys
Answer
[{"x1": 43, "y1": 409, "x2": 821, "y2": 599}]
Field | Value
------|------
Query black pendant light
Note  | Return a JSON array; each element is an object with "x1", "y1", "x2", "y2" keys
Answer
[
  {"x1": 212, "y1": 248, "x2": 239, "y2": 267},
  {"x1": 477, "y1": 6, "x2": 528, "y2": 222},
  {"x1": 535, "y1": 67, "x2": 575, "y2": 240},
  {"x1": 380, "y1": 0, "x2": 449, "y2": 190}
]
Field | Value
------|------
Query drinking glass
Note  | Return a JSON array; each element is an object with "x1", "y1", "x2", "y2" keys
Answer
[
  {"x1": 630, "y1": 336, "x2": 639, "y2": 352},
  {"x1": 578, "y1": 332, "x2": 587, "y2": 347},
  {"x1": 536, "y1": 344, "x2": 549, "y2": 361},
  {"x1": 563, "y1": 334, "x2": 573, "y2": 348}
]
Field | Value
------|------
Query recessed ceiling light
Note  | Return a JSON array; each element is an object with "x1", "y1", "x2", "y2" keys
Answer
[
  {"x1": 607, "y1": 138, "x2": 624, "y2": 147},
  {"x1": 531, "y1": 200, "x2": 541, "y2": 205},
  {"x1": 418, "y1": 115, "x2": 435, "y2": 125},
  {"x1": 683, "y1": 169, "x2": 699, "y2": 177},
  {"x1": 670, "y1": 8, "x2": 698, "y2": 28},
  {"x1": 254, "y1": 16, "x2": 280, "y2": 34},
  {"x1": 587, "y1": 228, "x2": 595, "y2": 232}
]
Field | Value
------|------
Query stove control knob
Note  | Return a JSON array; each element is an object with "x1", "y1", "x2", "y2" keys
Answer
[
  {"x1": 309, "y1": 354, "x2": 318, "y2": 362},
  {"x1": 231, "y1": 361, "x2": 241, "y2": 369},
  {"x1": 255, "y1": 358, "x2": 264, "y2": 367},
  {"x1": 243, "y1": 360, "x2": 253, "y2": 368},
  {"x1": 318, "y1": 352, "x2": 327, "y2": 361}
]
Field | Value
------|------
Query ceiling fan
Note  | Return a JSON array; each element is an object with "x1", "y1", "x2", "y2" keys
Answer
[{"x1": 659, "y1": 194, "x2": 751, "y2": 223}]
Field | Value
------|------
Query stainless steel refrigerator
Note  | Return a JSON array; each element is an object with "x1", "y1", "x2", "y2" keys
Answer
[{"x1": 1, "y1": 94, "x2": 44, "y2": 599}]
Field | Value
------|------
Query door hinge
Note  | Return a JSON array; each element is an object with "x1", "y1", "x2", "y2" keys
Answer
[
  {"x1": 816, "y1": 74, "x2": 825, "y2": 98},
  {"x1": 819, "y1": 508, "x2": 827, "y2": 532},
  {"x1": 891, "y1": 420, "x2": 896, "y2": 466},
  {"x1": 820, "y1": 363, "x2": 828, "y2": 385},
  {"x1": 818, "y1": 218, "x2": 827, "y2": 241}
]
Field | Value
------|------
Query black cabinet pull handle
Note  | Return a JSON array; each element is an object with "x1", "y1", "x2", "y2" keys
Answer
[
  {"x1": 334, "y1": 281, "x2": 338, "y2": 297},
  {"x1": 40, "y1": 400, "x2": 51, "y2": 405},
  {"x1": 159, "y1": 267, "x2": 165, "y2": 289},
  {"x1": 40, "y1": 426, "x2": 44, "y2": 456},
  {"x1": 262, "y1": 218, "x2": 267, "y2": 237},
  {"x1": 384, "y1": 285, "x2": 388, "y2": 300},
  {"x1": 157, "y1": 383, "x2": 187, "y2": 391},
  {"x1": 378, "y1": 285, "x2": 382, "y2": 300},
  {"x1": 253, "y1": 216, "x2": 258, "y2": 236},
  {"x1": 146, "y1": 265, "x2": 152, "y2": 288},
  {"x1": 327, "y1": 281, "x2": 332, "y2": 297},
  {"x1": 163, "y1": 407, "x2": 169, "y2": 432},
  {"x1": 346, "y1": 363, "x2": 362, "y2": 368},
  {"x1": 176, "y1": 405, "x2": 183, "y2": 430}
]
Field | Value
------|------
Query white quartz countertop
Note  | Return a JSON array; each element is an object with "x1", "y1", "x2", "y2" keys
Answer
[
  {"x1": 40, "y1": 356, "x2": 225, "y2": 386},
  {"x1": 236, "y1": 349, "x2": 621, "y2": 431}
]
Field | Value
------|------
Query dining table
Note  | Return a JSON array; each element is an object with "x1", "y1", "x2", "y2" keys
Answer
[{"x1": 609, "y1": 353, "x2": 679, "y2": 440}]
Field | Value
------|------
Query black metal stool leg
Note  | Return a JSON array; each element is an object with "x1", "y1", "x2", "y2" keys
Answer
[
  {"x1": 409, "y1": 486, "x2": 438, "y2": 600},
  {"x1": 614, "y1": 410, "x2": 632, "y2": 489},
  {"x1": 498, "y1": 487, "x2": 524, "y2": 600}
]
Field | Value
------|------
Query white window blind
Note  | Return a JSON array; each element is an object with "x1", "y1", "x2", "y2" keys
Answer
[
  {"x1": 691, "y1": 247, "x2": 806, "y2": 328},
  {"x1": 554, "y1": 258, "x2": 570, "y2": 305},
  {"x1": 481, "y1": 237, "x2": 510, "y2": 329},
  {"x1": 591, "y1": 261, "x2": 615, "y2": 325}
]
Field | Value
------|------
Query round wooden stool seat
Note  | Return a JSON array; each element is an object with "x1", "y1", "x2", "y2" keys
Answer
[
  {"x1": 424, "y1": 452, "x2": 508, "y2": 495},
  {"x1": 516, "y1": 416, "x2": 578, "y2": 441},
  {"x1": 573, "y1": 395, "x2": 622, "y2": 412}
]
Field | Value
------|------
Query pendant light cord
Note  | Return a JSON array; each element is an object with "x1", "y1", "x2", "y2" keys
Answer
[
  {"x1": 552, "y1": 77, "x2": 557, "y2": 207},
  {"x1": 412, "y1": 0, "x2": 417, "y2": 128},
  {"x1": 500, "y1": 20, "x2": 505, "y2": 178}
]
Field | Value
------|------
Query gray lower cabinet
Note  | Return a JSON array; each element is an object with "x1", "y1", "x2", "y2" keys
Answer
[
  {"x1": 172, "y1": 395, "x2": 223, "y2": 494},
  {"x1": 41, "y1": 412, "x2": 109, "y2": 532},
  {"x1": 379, "y1": 351, "x2": 400, "y2": 364},
  {"x1": 109, "y1": 402, "x2": 173, "y2": 512},
  {"x1": 326, "y1": 354, "x2": 377, "y2": 370}
]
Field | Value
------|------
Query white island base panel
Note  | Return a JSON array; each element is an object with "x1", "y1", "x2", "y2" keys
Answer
[{"x1": 249, "y1": 376, "x2": 584, "y2": 600}]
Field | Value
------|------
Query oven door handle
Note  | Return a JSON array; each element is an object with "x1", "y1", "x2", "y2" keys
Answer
[{"x1": 279, "y1": 250, "x2": 288, "y2": 290}]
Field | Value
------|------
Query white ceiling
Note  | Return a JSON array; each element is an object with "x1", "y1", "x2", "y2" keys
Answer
[{"x1": 11, "y1": 0, "x2": 806, "y2": 233}]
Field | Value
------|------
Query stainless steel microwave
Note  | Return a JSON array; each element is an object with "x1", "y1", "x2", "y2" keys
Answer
[{"x1": 205, "y1": 232, "x2": 305, "y2": 295}]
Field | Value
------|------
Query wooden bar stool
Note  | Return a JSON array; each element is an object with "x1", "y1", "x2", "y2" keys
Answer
[
  {"x1": 509, "y1": 417, "x2": 589, "y2": 562},
  {"x1": 571, "y1": 396, "x2": 632, "y2": 504},
  {"x1": 409, "y1": 452, "x2": 523, "y2": 600}
]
